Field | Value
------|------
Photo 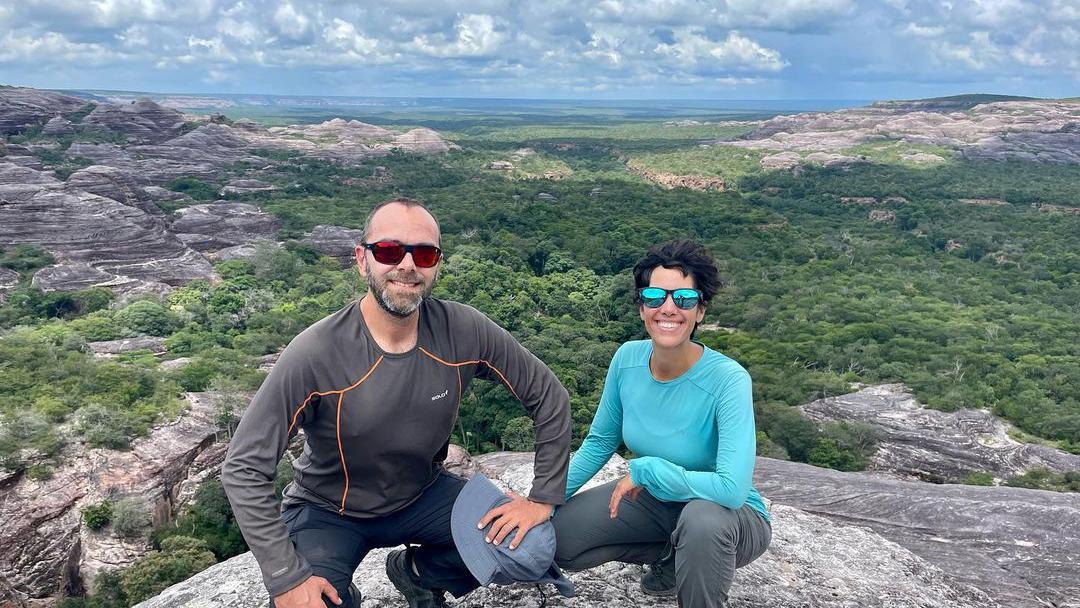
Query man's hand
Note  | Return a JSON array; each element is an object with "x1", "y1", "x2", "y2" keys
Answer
[
  {"x1": 608, "y1": 474, "x2": 642, "y2": 519},
  {"x1": 274, "y1": 575, "x2": 342, "y2": 608},
  {"x1": 477, "y1": 491, "x2": 555, "y2": 550}
]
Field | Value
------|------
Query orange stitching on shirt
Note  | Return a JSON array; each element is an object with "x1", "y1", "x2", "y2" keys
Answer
[
  {"x1": 418, "y1": 347, "x2": 521, "y2": 401},
  {"x1": 336, "y1": 392, "x2": 349, "y2": 513},
  {"x1": 286, "y1": 356, "x2": 386, "y2": 435}
]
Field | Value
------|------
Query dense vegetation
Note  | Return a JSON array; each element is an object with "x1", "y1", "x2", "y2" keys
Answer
[{"x1": 3, "y1": 104, "x2": 1078, "y2": 602}]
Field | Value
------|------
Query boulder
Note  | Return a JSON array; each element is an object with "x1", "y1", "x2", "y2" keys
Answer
[
  {"x1": 300, "y1": 225, "x2": 364, "y2": 262},
  {"x1": 170, "y1": 203, "x2": 281, "y2": 251},
  {"x1": 868, "y1": 209, "x2": 895, "y2": 222},
  {"x1": 799, "y1": 384, "x2": 1080, "y2": 483},
  {"x1": 42, "y1": 116, "x2": 76, "y2": 137},
  {"x1": 133, "y1": 452, "x2": 998, "y2": 608},
  {"x1": 0, "y1": 87, "x2": 87, "y2": 135},
  {"x1": 87, "y1": 336, "x2": 168, "y2": 357},
  {"x1": 81, "y1": 99, "x2": 187, "y2": 144},
  {"x1": 220, "y1": 179, "x2": 276, "y2": 196},
  {"x1": 394, "y1": 128, "x2": 457, "y2": 153}
]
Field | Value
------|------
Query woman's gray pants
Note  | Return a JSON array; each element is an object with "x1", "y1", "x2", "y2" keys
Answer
[{"x1": 552, "y1": 480, "x2": 771, "y2": 608}]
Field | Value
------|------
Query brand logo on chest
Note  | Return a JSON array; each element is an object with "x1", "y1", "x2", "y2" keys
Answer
[{"x1": 431, "y1": 389, "x2": 450, "y2": 401}]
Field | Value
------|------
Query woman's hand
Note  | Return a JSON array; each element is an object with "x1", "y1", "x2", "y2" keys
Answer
[{"x1": 608, "y1": 474, "x2": 643, "y2": 518}]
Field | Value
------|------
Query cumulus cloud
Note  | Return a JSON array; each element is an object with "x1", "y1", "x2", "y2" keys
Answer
[
  {"x1": 0, "y1": 0, "x2": 1075, "y2": 97},
  {"x1": 410, "y1": 13, "x2": 507, "y2": 58},
  {"x1": 654, "y1": 30, "x2": 787, "y2": 71}
]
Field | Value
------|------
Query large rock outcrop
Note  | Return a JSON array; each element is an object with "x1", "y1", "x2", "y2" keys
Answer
[
  {"x1": 299, "y1": 225, "x2": 365, "y2": 263},
  {"x1": 0, "y1": 87, "x2": 88, "y2": 135},
  {"x1": 64, "y1": 165, "x2": 162, "y2": 215},
  {"x1": 81, "y1": 99, "x2": 187, "y2": 144},
  {"x1": 0, "y1": 162, "x2": 214, "y2": 292},
  {"x1": 710, "y1": 100, "x2": 1080, "y2": 167},
  {"x1": 800, "y1": 384, "x2": 1080, "y2": 483},
  {"x1": 170, "y1": 203, "x2": 281, "y2": 251},
  {"x1": 0, "y1": 393, "x2": 231, "y2": 604},
  {"x1": 134, "y1": 452, "x2": 997, "y2": 608},
  {"x1": 755, "y1": 457, "x2": 1080, "y2": 608}
]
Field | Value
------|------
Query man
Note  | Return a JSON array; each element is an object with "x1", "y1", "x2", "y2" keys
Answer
[{"x1": 222, "y1": 197, "x2": 571, "y2": 608}]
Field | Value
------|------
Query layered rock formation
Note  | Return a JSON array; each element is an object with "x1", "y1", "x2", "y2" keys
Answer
[
  {"x1": 134, "y1": 452, "x2": 998, "y2": 608},
  {"x1": 81, "y1": 100, "x2": 187, "y2": 144},
  {"x1": 170, "y1": 203, "x2": 281, "y2": 251},
  {"x1": 708, "y1": 100, "x2": 1080, "y2": 168},
  {"x1": 799, "y1": 384, "x2": 1080, "y2": 483},
  {"x1": 299, "y1": 225, "x2": 365, "y2": 263},
  {"x1": 0, "y1": 87, "x2": 88, "y2": 135},
  {"x1": 0, "y1": 163, "x2": 214, "y2": 292},
  {"x1": 0, "y1": 393, "x2": 230, "y2": 603}
]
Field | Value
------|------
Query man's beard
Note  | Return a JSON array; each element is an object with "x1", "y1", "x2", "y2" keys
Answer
[{"x1": 369, "y1": 269, "x2": 436, "y2": 318}]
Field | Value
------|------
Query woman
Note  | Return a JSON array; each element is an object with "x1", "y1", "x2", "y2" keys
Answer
[{"x1": 552, "y1": 239, "x2": 771, "y2": 608}]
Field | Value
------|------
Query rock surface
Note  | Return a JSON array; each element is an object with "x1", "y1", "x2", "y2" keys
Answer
[
  {"x1": 81, "y1": 99, "x2": 187, "y2": 144},
  {"x1": 170, "y1": 203, "x2": 281, "y2": 251},
  {"x1": 0, "y1": 87, "x2": 88, "y2": 135},
  {"x1": 65, "y1": 165, "x2": 162, "y2": 215},
  {"x1": 134, "y1": 452, "x2": 998, "y2": 608},
  {"x1": 0, "y1": 162, "x2": 215, "y2": 292},
  {"x1": 86, "y1": 336, "x2": 168, "y2": 357},
  {"x1": 300, "y1": 225, "x2": 365, "y2": 261},
  {"x1": 713, "y1": 100, "x2": 1080, "y2": 165},
  {"x1": 799, "y1": 384, "x2": 1080, "y2": 483},
  {"x1": 755, "y1": 457, "x2": 1080, "y2": 608}
]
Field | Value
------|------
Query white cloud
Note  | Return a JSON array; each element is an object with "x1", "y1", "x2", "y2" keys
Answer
[
  {"x1": 411, "y1": 13, "x2": 507, "y2": 57},
  {"x1": 323, "y1": 18, "x2": 379, "y2": 56},
  {"x1": 902, "y1": 22, "x2": 945, "y2": 37},
  {"x1": 655, "y1": 30, "x2": 787, "y2": 71},
  {"x1": 0, "y1": 30, "x2": 118, "y2": 64},
  {"x1": 272, "y1": 2, "x2": 311, "y2": 41},
  {"x1": 932, "y1": 31, "x2": 1003, "y2": 70}
]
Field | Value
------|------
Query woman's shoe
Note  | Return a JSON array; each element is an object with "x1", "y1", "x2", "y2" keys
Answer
[{"x1": 640, "y1": 543, "x2": 676, "y2": 597}]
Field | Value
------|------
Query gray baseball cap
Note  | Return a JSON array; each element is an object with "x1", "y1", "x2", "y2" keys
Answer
[{"x1": 450, "y1": 474, "x2": 575, "y2": 597}]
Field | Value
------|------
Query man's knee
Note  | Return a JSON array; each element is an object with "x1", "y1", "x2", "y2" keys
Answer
[{"x1": 673, "y1": 500, "x2": 740, "y2": 550}]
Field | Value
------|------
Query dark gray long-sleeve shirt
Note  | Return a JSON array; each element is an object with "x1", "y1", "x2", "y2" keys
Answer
[{"x1": 221, "y1": 298, "x2": 572, "y2": 597}]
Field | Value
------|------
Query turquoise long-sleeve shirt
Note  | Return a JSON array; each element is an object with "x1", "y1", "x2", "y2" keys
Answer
[{"x1": 565, "y1": 340, "x2": 769, "y2": 521}]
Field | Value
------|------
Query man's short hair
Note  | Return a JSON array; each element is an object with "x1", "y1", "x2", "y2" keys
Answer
[{"x1": 362, "y1": 197, "x2": 441, "y2": 243}]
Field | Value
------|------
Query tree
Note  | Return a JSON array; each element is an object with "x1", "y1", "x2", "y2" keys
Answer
[
  {"x1": 120, "y1": 536, "x2": 216, "y2": 604},
  {"x1": 500, "y1": 416, "x2": 534, "y2": 451}
]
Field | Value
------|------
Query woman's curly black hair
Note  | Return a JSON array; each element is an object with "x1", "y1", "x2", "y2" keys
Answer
[{"x1": 632, "y1": 239, "x2": 721, "y2": 307}]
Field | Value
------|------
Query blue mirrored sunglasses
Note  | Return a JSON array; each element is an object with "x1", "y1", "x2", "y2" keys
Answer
[{"x1": 638, "y1": 287, "x2": 702, "y2": 309}]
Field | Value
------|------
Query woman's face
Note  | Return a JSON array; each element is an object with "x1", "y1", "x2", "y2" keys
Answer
[{"x1": 640, "y1": 266, "x2": 705, "y2": 350}]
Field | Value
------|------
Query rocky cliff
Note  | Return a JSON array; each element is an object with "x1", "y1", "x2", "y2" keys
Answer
[{"x1": 0, "y1": 393, "x2": 230, "y2": 605}]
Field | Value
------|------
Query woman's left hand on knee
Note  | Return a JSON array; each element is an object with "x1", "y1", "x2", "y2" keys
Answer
[{"x1": 608, "y1": 475, "x2": 643, "y2": 519}]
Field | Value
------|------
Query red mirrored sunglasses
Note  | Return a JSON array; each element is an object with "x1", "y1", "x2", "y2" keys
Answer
[{"x1": 361, "y1": 241, "x2": 442, "y2": 268}]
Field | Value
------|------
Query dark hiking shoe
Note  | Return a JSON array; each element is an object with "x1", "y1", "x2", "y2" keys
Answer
[
  {"x1": 386, "y1": 549, "x2": 449, "y2": 608},
  {"x1": 640, "y1": 542, "x2": 676, "y2": 597},
  {"x1": 346, "y1": 583, "x2": 363, "y2": 608}
]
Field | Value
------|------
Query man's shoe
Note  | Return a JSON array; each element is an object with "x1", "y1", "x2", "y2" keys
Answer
[
  {"x1": 386, "y1": 548, "x2": 449, "y2": 608},
  {"x1": 640, "y1": 542, "x2": 677, "y2": 597}
]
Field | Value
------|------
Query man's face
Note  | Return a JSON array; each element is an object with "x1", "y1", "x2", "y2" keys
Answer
[{"x1": 355, "y1": 203, "x2": 441, "y2": 318}]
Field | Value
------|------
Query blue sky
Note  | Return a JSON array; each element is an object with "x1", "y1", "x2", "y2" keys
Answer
[{"x1": 1, "y1": 0, "x2": 1076, "y2": 100}]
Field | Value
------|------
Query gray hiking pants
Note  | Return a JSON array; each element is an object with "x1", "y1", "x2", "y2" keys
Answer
[{"x1": 552, "y1": 479, "x2": 771, "y2": 608}]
